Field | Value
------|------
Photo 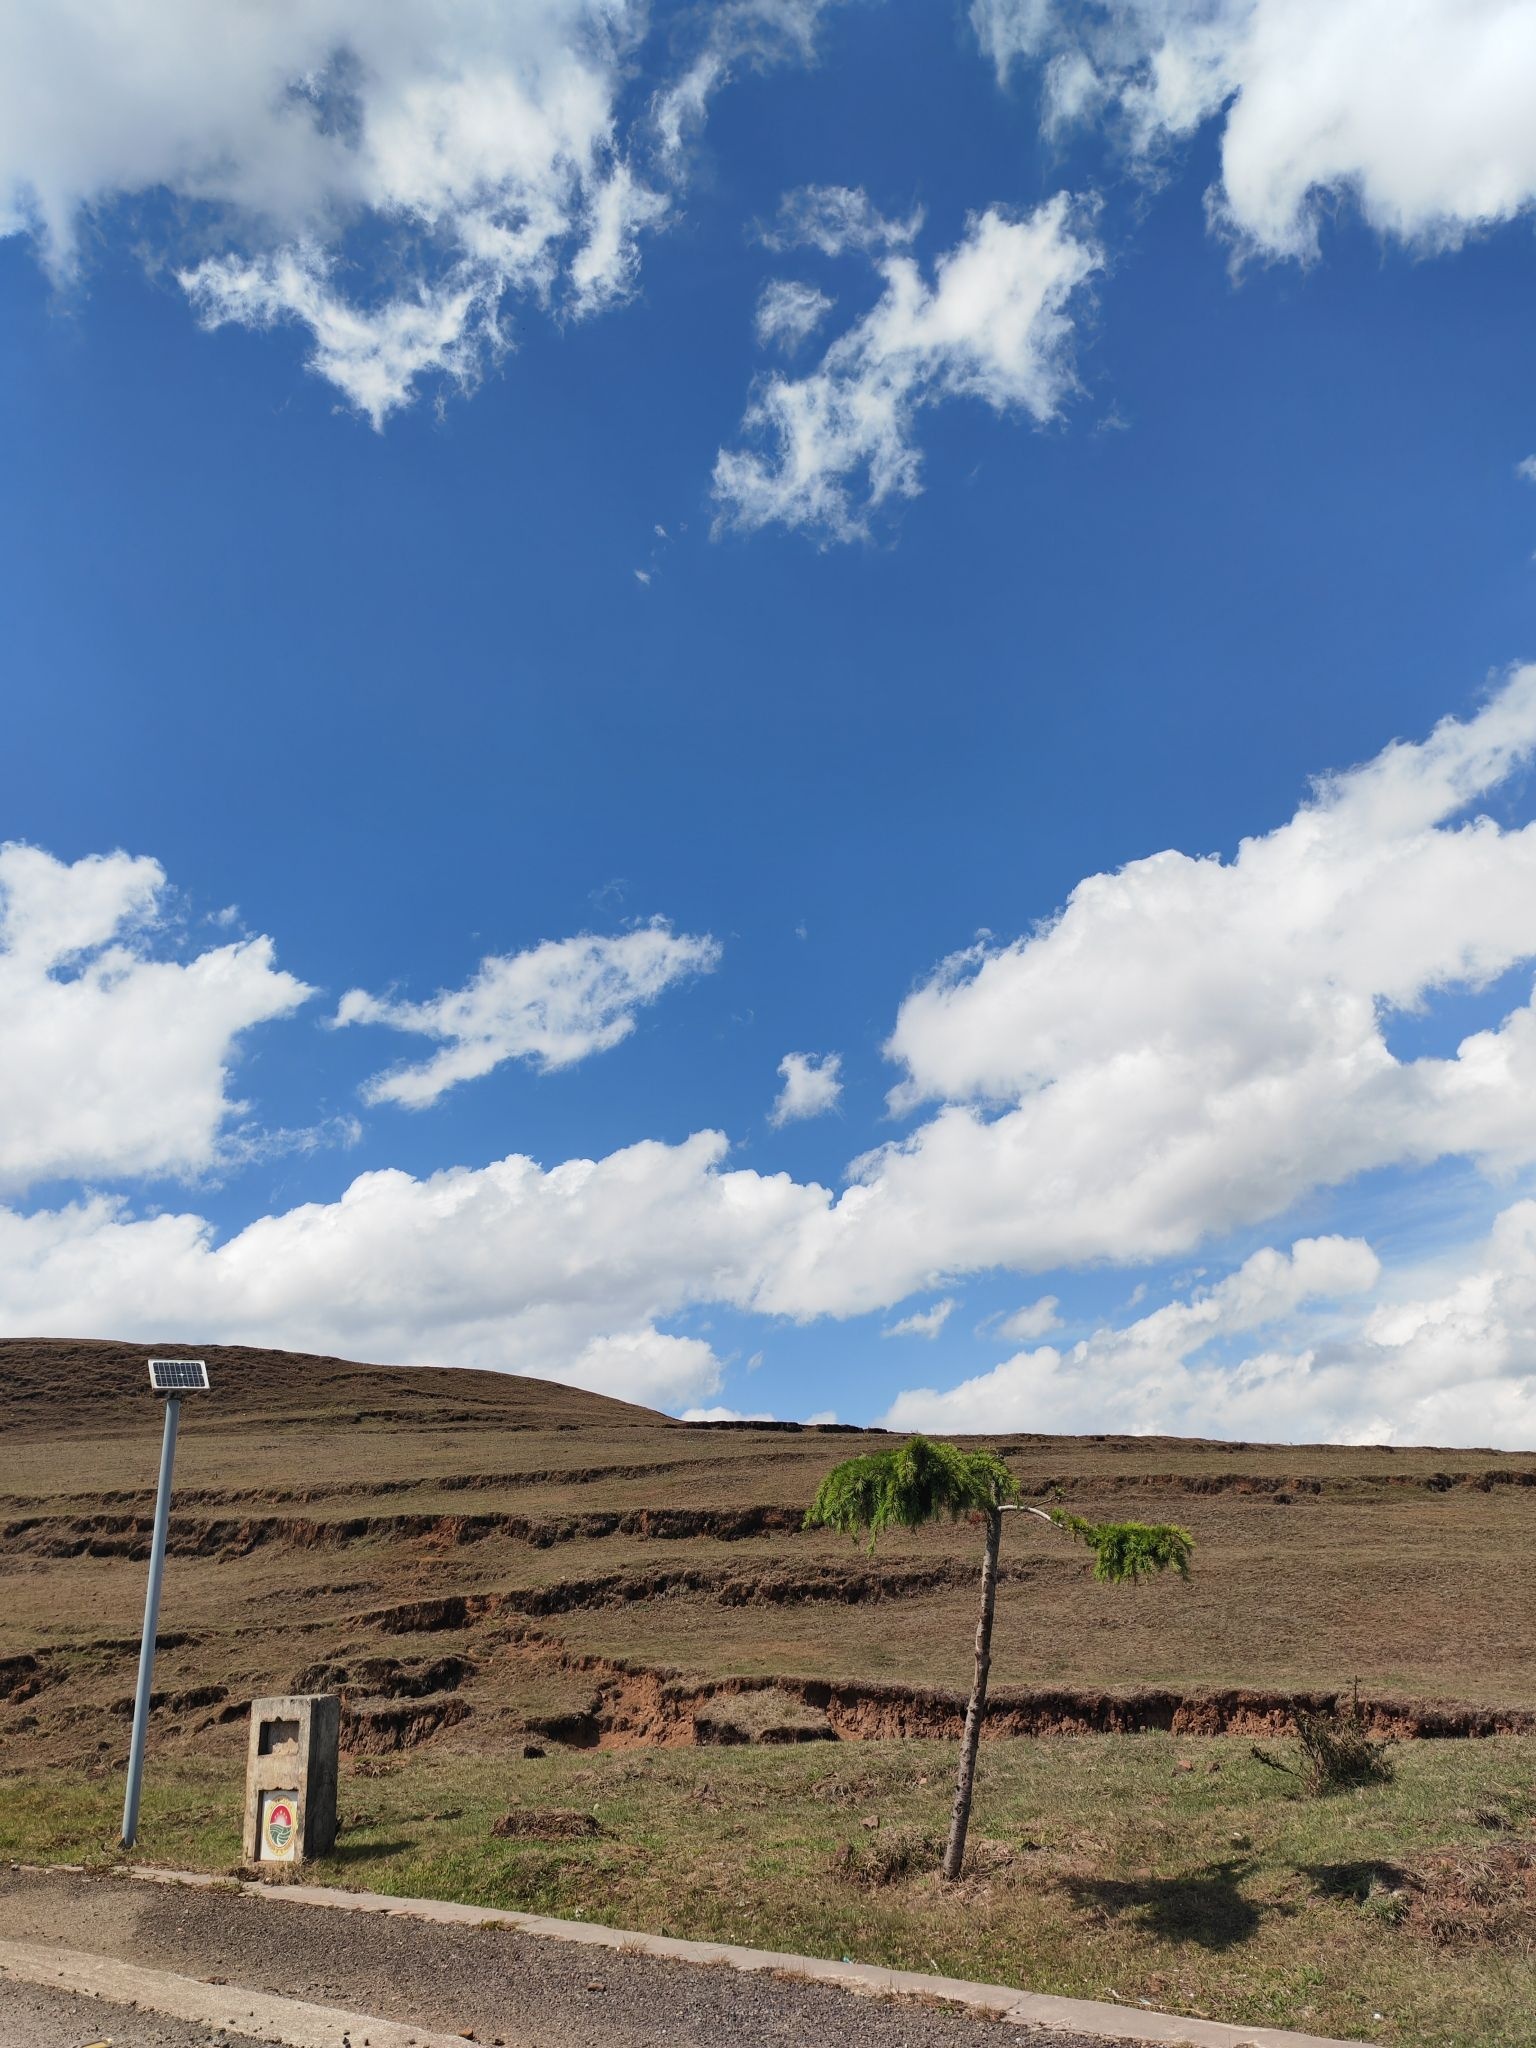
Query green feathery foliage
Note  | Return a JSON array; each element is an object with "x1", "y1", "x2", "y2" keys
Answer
[
  {"x1": 1048, "y1": 1510, "x2": 1195, "y2": 1583},
  {"x1": 804, "y1": 1435, "x2": 1017, "y2": 1550}
]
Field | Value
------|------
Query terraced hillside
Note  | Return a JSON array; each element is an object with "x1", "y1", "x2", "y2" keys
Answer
[{"x1": 4, "y1": 1337, "x2": 1536, "y2": 1777}]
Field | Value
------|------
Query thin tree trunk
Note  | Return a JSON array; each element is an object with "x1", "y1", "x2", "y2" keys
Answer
[{"x1": 942, "y1": 1504, "x2": 1001, "y2": 1881}]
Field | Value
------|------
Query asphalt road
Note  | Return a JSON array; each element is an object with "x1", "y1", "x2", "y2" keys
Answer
[
  {"x1": 0, "y1": 1974, "x2": 284, "y2": 2045},
  {"x1": 0, "y1": 1867, "x2": 1119, "y2": 2048}
]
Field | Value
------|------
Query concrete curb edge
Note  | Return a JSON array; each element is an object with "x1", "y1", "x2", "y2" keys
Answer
[
  {"x1": 104, "y1": 1862, "x2": 1378, "y2": 2048},
  {"x1": 0, "y1": 1932, "x2": 476, "y2": 2048}
]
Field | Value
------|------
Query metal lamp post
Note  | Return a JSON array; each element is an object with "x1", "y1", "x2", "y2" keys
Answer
[{"x1": 121, "y1": 1358, "x2": 209, "y2": 1850}]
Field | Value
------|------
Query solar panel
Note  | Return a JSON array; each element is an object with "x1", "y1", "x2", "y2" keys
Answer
[{"x1": 147, "y1": 1358, "x2": 210, "y2": 1392}]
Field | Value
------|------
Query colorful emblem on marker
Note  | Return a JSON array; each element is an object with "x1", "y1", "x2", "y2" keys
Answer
[{"x1": 263, "y1": 1795, "x2": 296, "y2": 1856}]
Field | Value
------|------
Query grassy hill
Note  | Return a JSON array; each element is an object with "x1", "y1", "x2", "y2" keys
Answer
[
  {"x1": 6, "y1": 1340, "x2": 1536, "y2": 2046},
  {"x1": 5, "y1": 1337, "x2": 1535, "y2": 1771}
]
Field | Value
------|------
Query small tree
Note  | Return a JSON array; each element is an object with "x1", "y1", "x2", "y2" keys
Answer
[{"x1": 806, "y1": 1434, "x2": 1193, "y2": 1880}]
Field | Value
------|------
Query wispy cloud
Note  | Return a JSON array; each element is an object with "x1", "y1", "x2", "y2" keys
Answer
[
  {"x1": 336, "y1": 921, "x2": 721, "y2": 1108},
  {"x1": 716, "y1": 193, "x2": 1100, "y2": 541},
  {"x1": 884, "y1": 1296, "x2": 956, "y2": 1339}
]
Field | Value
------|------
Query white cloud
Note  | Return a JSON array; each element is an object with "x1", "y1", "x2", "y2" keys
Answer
[
  {"x1": 774, "y1": 667, "x2": 1536, "y2": 1311},
  {"x1": 881, "y1": 1235, "x2": 1383, "y2": 1437},
  {"x1": 755, "y1": 278, "x2": 835, "y2": 351},
  {"x1": 770, "y1": 1050, "x2": 843, "y2": 1126},
  {"x1": 972, "y1": 0, "x2": 1536, "y2": 262},
  {"x1": 0, "y1": 1130, "x2": 832, "y2": 1410},
  {"x1": 0, "y1": 843, "x2": 311, "y2": 1195},
  {"x1": 15, "y1": 677, "x2": 1536, "y2": 1429},
  {"x1": 803, "y1": 1408, "x2": 840, "y2": 1424},
  {"x1": 996, "y1": 1294, "x2": 1061, "y2": 1342},
  {"x1": 766, "y1": 184, "x2": 922, "y2": 256},
  {"x1": 715, "y1": 194, "x2": 1100, "y2": 540},
  {"x1": 885, "y1": 1207, "x2": 1536, "y2": 1450},
  {"x1": 0, "y1": 3, "x2": 675, "y2": 425},
  {"x1": 334, "y1": 921, "x2": 720, "y2": 1109},
  {"x1": 884, "y1": 1296, "x2": 957, "y2": 1339},
  {"x1": 1519, "y1": 456, "x2": 1536, "y2": 484},
  {"x1": 0, "y1": 1, "x2": 847, "y2": 427},
  {"x1": 652, "y1": 0, "x2": 839, "y2": 161},
  {"x1": 680, "y1": 1403, "x2": 777, "y2": 1421}
]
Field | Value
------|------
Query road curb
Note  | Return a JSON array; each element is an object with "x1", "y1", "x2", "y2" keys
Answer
[
  {"x1": 115, "y1": 1862, "x2": 1377, "y2": 2048},
  {"x1": 0, "y1": 1933, "x2": 474, "y2": 2048}
]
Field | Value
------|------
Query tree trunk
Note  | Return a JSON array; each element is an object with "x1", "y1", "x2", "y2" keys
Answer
[{"x1": 942, "y1": 1504, "x2": 1001, "y2": 1881}]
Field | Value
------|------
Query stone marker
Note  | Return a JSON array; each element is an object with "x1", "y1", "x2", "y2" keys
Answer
[{"x1": 242, "y1": 1693, "x2": 339, "y2": 1867}]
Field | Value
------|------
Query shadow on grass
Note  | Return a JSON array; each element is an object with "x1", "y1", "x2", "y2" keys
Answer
[
  {"x1": 1061, "y1": 1859, "x2": 1263, "y2": 1950},
  {"x1": 325, "y1": 1838, "x2": 417, "y2": 1865},
  {"x1": 1301, "y1": 1859, "x2": 1409, "y2": 1902}
]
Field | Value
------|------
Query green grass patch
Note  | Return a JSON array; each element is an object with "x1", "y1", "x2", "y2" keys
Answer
[{"x1": 6, "y1": 1734, "x2": 1536, "y2": 2046}]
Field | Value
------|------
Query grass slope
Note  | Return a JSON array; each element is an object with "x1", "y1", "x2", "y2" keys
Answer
[{"x1": 4, "y1": 1338, "x2": 1536, "y2": 2046}]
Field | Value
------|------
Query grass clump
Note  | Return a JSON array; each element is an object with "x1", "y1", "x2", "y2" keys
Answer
[
  {"x1": 832, "y1": 1826, "x2": 945, "y2": 1888},
  {"x1": 1253, "y1": 1683, "x2": 1396, "y2": 1795}
]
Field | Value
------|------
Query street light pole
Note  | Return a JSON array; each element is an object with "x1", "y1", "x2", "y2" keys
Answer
[
  {"x1": 121, "y1": 1358, "x2": 209, "y2": 1852},
  {"x1": 121, "y1": 1394, "x2": 180, "y2": 1849}
]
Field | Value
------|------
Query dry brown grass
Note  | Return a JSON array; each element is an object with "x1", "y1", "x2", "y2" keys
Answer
[{"x1": 4, "y1": 1335, "x2": 1536, "y2": 1786}]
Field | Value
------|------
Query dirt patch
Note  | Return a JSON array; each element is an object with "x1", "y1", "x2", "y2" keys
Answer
[
  {"x1": 491, "y1": 1807, "x2": 605, "y2": 1840},
  {"x1": 294, "y1": 1653, "x2": 475, "y2": 1701},
  {"x1": 694, "y1": 1688, "x2": 835, "y2": 1746},
  {"x1": 1313, "y1": 1842, "x2": 1536, "y2": 1949},
  {"x1": 340, "y1": 1695, "x2": 473, "y2": 1754},
  {"x1": 0, "y1": 1653, "x2": 56, "y2": 1705}
]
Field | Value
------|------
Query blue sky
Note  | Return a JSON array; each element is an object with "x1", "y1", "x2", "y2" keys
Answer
[{"x1": 5, "y1": 0, "x2": 1536, "y2": 1443}]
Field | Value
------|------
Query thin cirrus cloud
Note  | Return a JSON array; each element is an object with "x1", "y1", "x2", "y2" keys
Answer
[
  {"x1": 770, "y1": 1050, "x2": 843, "y2": 1126},
  {"x1": 0, "y1": 842, "x2": 311, "y2": 1195},
  {"x1": 972, "y1": 0, "x2": 1536, "y2": 261},
  {"x1": 0, "y1": 0, "x2": 838, "y2": 427},
  {"x1": 334, "y1": 921, "x2": 722, "y2": 1109},
  {"x1": 754, "y1": 279, "x2": 835, "y2": 352},
  {"x1": 715, "y1": 192, "x2": 1101, "y2": 542},
  {"x1": 9, "y1": 678, "x2": 1536, "y2": 1429}
]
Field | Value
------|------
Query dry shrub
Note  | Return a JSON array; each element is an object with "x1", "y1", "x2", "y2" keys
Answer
[
  {"x1": 833, "y1": 1826, "x2": 944, "y2": 1887},
  {"x1": 1253, "y1": 1683, "x2": 1395, "y2": 1794},
  {"x1": 491, "y1": 1807, "x2": 604, "y2": 1840}
]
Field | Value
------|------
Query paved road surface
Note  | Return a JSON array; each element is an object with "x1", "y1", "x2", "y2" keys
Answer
[
  {"x1": 0, "y1": 1867, "x2": 1116, "y2": 2048},
  {"x1": 0, "y1": 1975, "x2": 284, "y2": 2045}
]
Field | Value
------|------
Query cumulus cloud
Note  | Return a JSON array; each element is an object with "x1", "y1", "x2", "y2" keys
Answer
[
  {"x1": 0, "y1": 1, "x2": 845, "y2": 426},
  {"x1": 882, "y1": 1235, "x2": 1387, "y2": 1438},
  {"x1": 779, "y1": 667, "x2": 1536, "y2": 1309},
  {"x1": 886, "y1": 1206, "x2": 1536, "y2": 1449},
  {"x1": 884, "y1": 1296, "x2": 957, "y2": 1339},
  {"x1": 0, "y1": 843, "x2": 311, "y2": 1194},
  {"x1": 334, "y1": 921, "x2": 721, "y2": 1109},
  {"x1": 0, "y1": 1131, "x2": 832, "y2": 1410},
  {"x1": 972, "y1": 0, "x2": 1536, "y2": 261},
  {"x1": 715, "y1": 194, "x2": 1100, "y2": 540},
  {"x1": 15, "y1": 677, "x2": 1536, "y2": 1425},
  {"x1": 996, "y1": 1295, "x2": 1061, "y2": 1342},
  {"x1": 0, "y1": 3, "x2": 677, "y2": 424},
  {"x1": 755, "y1": 278, "x2": 835, "y2": 351},
  {"x1": 770, "y1": 1050, "x2": 844, "y2": 1125}
]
